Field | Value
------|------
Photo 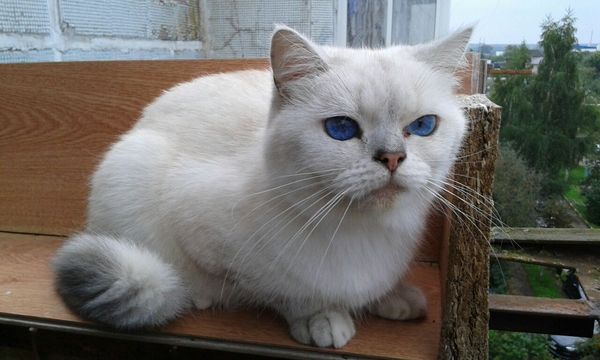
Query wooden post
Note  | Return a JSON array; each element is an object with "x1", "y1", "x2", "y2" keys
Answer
[{"x1": 439, "y1": 95, "x2": 501, "y2": 359}]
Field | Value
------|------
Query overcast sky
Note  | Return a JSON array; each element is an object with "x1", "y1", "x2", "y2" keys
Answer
[{"x1": 449, "y1": 0, "x2": 600, "y2": 45}]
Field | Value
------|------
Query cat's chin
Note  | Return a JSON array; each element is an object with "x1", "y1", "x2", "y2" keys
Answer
[{"x1": 357, "y1": 183, "x2": 404, "y2": 209}]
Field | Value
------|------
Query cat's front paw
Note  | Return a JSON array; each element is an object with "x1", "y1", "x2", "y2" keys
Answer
[
  {"x1": 289, "y1": 310, "x2": 355, "y2": 348},
  {"x1": 370, "y1": 284, "x2": 426, "y2": 320}
]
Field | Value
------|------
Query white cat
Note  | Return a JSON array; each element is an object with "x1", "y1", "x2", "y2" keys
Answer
[{"x1": 53, "y1": 25, "x2": 472, "y2": 348}]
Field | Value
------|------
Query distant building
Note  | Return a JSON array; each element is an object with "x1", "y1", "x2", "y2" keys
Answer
[
  {"x1": 574, "y1": 44, "x2": 599, "y2": 53},
  {"x1": 529, "y1": 49, "x2": 543, "y2": 74}
]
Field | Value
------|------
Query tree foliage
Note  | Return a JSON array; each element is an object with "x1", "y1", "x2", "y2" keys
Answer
[
  {"x1": 492, "y1": 44, "x2": 533, "y2": 140},
  {"x1": 492, "y1": 12, "x2": 598, "y2": 187},
  {"x1": 581, "y1": 52, "x2": 600, "y2": 103},
  {"x1": 577, "y1": 334, "x2": 600, "y2": 360},
  {"x1": 583, "y1": 156, "x2": 600, "y2": 224},
  {"x1": 492, "y1": 143, "x2": 541, "y2": 226},
  {"x1": 489, "y1": 331, "x2": 553, "y2": 360}
]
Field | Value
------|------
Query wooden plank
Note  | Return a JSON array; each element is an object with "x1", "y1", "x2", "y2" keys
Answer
[
  {"x1": 439, "y1": 95, "x2": 501, "y2": 359},
  {"x1": 0, "y1": 232, "x2": 442, "y2": 360},
  {"x1": 489, "y1": 294, "x2": 597, "y2": 337},
  {"x1": 492, "y1": 227, "x2": 600, "y2": 245},
  {"x1": 489, "y1": 69, "x2": 533, "y2": 76},
  {"x1": 0, "y1": 60, "x2": 269, "y2": 237},
  {"x1": 489, "y1": 294, "x2": 596, "y2": 319}
]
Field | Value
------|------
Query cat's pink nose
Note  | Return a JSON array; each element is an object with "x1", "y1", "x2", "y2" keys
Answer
[{"x1": 374, "y1": 151, "x2": 406, "y2": 172}]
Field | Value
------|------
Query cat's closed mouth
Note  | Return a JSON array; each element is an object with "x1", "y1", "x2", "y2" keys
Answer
[{"x1": 370, "y1": 182, "x2": 404, "y2": 199}]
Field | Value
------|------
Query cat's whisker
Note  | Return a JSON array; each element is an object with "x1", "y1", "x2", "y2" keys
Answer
[
  {"x1": 226, "y1": 188, "x2": 346, "y2": 304},
  {"x1": 220, "y1": 184, "x2": 339, "y2": 303},
  {"x1": 310, "y1": 195, "x2": 354, "y2": 302},
  {"x1": 425, "y1": 180, "x2": 495, "y2": 220},
  {"x1": 421, "y1": 185, "x2": 491, "y2": 243},
  {"x1": 418, "y1": 144, "x2": 497, "y2": 164},
  {"x1": 421, "y1": 188, "x2": 505, "y2": 282},
  {"x1": 235, "y1": 186, "x2": 340, "y2": 276},
  {"x1": 271, "y1": 168, "x2": 344, "y2": 180},
  {"x1": 231, "y1": 177, "x2": 332, "y2": 229},
  {"x1": 428, "y1": 177, "x2": 506, "y2": 229},
  {"x1": 426, "y1": 177, "x2": 495, "y2": 210},
  {"x1": 232, "y1": 172, "x2": 339, "y2": 208},
  {"x1": 275, "y1": 187, "x2": 351, "y2": 274},
  {"x1": 448, "y1": 145, "x2": 498, "y2": 161}
]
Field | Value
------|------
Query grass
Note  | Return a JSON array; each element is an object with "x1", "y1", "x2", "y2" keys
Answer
[
  {"x1": 565, "y1": 183, "x2": 587, "y2": 214},
  {"x1": 561, "y1": 165, "x2": 598, "y2": 226},
  {"x1": 567, "y1": 166, "x2": 586, "y2": 184},
  {"x1": 522, "y1": 263, "x2": 564, "y2": 299}
]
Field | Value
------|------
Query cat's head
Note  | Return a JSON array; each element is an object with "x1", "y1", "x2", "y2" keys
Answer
[{"x1": 265, "y1": 26, "x2": 472, "y2": 208}]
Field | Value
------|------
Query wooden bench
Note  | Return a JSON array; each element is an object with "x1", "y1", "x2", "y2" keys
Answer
[{"x1": 0, "y1": 60, "x2": 500, "y2": 359}]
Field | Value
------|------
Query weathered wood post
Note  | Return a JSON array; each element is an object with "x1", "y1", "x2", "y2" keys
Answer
[{"x1": 439, "y1": 95, "x2": 501, "y2": 359}]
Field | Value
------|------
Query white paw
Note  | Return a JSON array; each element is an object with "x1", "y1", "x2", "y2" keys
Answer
[
  {"x1": 289, "y1": 310, "x2": 356, "y2": 348},
  {"x1": 189, "y1": 288, "x2": 213, "y2": 310},
  {"x1": 191, "y1": 296, "x2": 212, "y2": 310},
  {"x1": 370, "y1": 285, "x2": 427, "y2": 320}
]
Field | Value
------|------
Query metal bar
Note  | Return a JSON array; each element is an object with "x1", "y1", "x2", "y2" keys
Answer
[{"x1": 334, "y1": 0, "x2": 348, "y2": 47}]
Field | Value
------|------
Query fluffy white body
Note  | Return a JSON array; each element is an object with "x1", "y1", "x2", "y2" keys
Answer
[{"x1": 53, "y1": 26, "x2": 472, "y2": 348}]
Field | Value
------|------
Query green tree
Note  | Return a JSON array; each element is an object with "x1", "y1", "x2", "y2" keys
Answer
[
  {"x1": 489, "y1": 331, "x2": 553, "y2": 360},
  {"x1": 580, "y1": 52, "x2": 600, "y2": 103},
  {"x1": 583, "y1": 154, "x2": 600, "y2": 225},
  {"x1": 497, "y1": 12, "x2": 598, "y2": 193},
  {"x1": 492, "y1": 143, "x2": 541, "y2": 226},
  {"x1": 491, "y1": 43, "x2": 533, "y2": 139}
]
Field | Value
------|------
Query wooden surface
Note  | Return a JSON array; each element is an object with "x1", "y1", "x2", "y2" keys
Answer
[
  {"x1": 489, "y1": 294, "x2": 595, "y2": 318},
  {"x1": 489, "y1": 69, "x2": 533, "y2": 76},
  {"x1": 492, "y1": 227, "x2": 600, "y2": 245},
  {"x1": 456, "y1": 53, "x2": 484, "y2": 95},
  {"x1": 0, "y1": 60, "x2": 268, "y2": 236},
  {"x1": 489, "y1": 294, "x2": 597, "y2": 337},
  {"x1": 439, "y1": 95, "x2": 501, "y2": 359},
  {"x1": 0, "y1": 232, "x2": 442, "y2": 360}
]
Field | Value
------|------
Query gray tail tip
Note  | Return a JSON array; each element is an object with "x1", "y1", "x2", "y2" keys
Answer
[{"x1": 53, "y1": 233, "x2": 189, "y2": 328}]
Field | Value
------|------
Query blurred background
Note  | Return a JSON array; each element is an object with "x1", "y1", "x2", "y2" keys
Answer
[{"x1": 0, "y1": 0, "x2": 447, "y2": 63}]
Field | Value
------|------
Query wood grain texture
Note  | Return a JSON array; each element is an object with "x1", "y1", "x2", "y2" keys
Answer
[
  {"x1": 439, "y1": 95, "x2": 501, "y2": 359},
  {"x1": 0, "y1": 60, "x2": 269, "y2": 236},
  {"x1": 492, "y1": 227, "x2": 600, "y2": 245},
  {"x1": 489, "y1": 295, "x2": 597, "y2": 337},
  {"x1": 0, "y1": 60, "x2": 444, "y2": 262},
  {"x1": 0, "y1": 232, "x2": 442, "y2": 360},
  {"x1": 489, "y1": 295, "x2": 595, "y2": 318}
]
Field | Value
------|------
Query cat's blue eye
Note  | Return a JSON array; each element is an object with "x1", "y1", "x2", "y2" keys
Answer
[
  {"x1": 404, "y1": 115, "x2": 438, "y2": 137},
  {"x1": 324, "y1": 116, "x2": 360, "y2": 141}
]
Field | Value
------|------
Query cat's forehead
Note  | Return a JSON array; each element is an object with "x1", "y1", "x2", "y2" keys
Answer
[{"x1": 324, "y1": 49, "x2": 444, "y2": 122}]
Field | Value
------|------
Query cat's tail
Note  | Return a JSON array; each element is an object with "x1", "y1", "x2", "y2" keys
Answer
[{"x1": 52, "y1": 233, "x2": 189, "y2": 328}]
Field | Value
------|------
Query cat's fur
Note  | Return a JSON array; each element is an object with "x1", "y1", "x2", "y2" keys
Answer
[{"x1": 53, "y1": 26, "x2": 472, "y2": 348}]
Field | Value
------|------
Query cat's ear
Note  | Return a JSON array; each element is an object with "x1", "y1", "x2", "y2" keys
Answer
[
  {"x1": 410, "y1": 27, "x2": 473, "y2": 74},
  {"x1": 270, "y1": 25, "x2": 328, "y2": 96}
]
